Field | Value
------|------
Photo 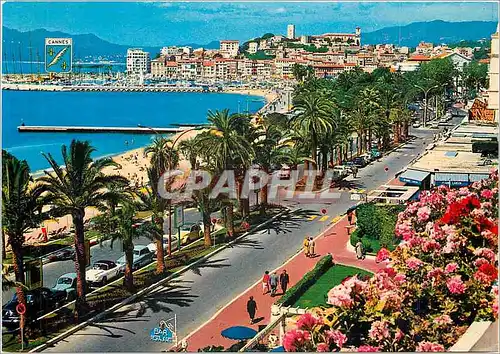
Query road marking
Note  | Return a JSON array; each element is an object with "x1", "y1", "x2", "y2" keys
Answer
[
  {"x1": 319, "y1": 215, "x2": 329, "y2": 222},
  {"x1": 308, "y1": 215, "x2": 318, "y2": 221},
  {"x1": 330, "y1": 216, "x2": 342, "y2": 224}
]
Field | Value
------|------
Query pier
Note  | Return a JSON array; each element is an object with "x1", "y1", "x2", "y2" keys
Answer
[
  {"x1": 2, "y1": 83, "x2": 222, "y2": 93},
  {"x1": 17, "y1": 125, "x2": 194, "y2": 134}
]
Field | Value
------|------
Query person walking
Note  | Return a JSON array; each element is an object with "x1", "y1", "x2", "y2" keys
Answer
[
  {"x1": 279, "y1": 269, "x2": 290, "y2": 294},
  {"x1": 269, "y1": 272, "x2": 279, "y2": 296},
  {"x1": 303, "y1": 237, "x2": 310, "y2": 257},
  {"x1": 262, "y1": 271, "x2": 270, "y2": 295},
  {"x1": 308, "y1": 237, "x2": 315, "y2": 257},
  {"x1": 355, "y1": 240, "x2": 365, "y2": 260},
  {"x1": 352, "y1": 166, "x2": 358, "y2": 178},
  {"x1": 247, "y1": 296, "x2": 257, "y2": 324}
]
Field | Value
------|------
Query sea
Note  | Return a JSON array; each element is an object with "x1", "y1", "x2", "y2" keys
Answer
[{"x1": 2, "y1": 90, "x2": 265, "y2": 172}]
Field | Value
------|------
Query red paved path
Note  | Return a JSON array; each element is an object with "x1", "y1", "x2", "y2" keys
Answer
[{"x1": 182, "y1": 214, "x2": 385, "y2": 351}]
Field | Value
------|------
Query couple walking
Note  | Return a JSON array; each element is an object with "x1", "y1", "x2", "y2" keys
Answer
[
  {"x1": 262, "y1": 270, "x2": 290, "y2": 297},
  {"x1": 303, "y1": 237, "x2": 316, "y2": 257}
]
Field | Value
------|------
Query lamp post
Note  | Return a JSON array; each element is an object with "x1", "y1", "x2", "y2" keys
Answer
[
  {"x1": 414, "y1": 83, "x2": 439, "y2": 127},
  {"x1": 138, "y1": 124, "x2": 204, "y2": 255}
]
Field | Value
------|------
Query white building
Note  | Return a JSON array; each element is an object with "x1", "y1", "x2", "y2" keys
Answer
[
  {"x1": 488, "y1": 25, "x2": 499, "y2": 122},
  {"x1": 248, "y1": 42, "x2": 258, "y2": 54},
  {"x1": 287, "y1": 24, "x2": 296, "y2": 40},
  {"x1": 300, "y1": 35, "x2": 309, "y2": 45},
  {"x1": 220, "y1": 40, "x2": 239, "y2": 58},
  {"x1": 126, "y1": 48, "x2": 151, "y2": 75}
]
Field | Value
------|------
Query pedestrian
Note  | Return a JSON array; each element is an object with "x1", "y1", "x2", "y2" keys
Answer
[
  {"x1": 355, "y1": 240, "x2": 365, "y2": 260},
  {"x1": 262, "y1": 271, "x2": 270, "y2": 295},
  {"x1": 279, "y1": 269, "x2": 290, "y2": 294},
  {"x1": 303, "y1": 237, "x2": 310, "y2": 257},
  {"x1": 247, "y1": 296, "x2": 257, "y2": 324},
  {"x1": 352, "y1": 166, "x2": 358, "y2": 178},
  {"x1": 269, "y1": 272, "x2": 279, "y2": 296},
  {"x1": 347, "y1": 211, "x2": 353, "y2": 225},
  {"x1": 308, "y1": 237, "x2": 315, "y2": 257}
]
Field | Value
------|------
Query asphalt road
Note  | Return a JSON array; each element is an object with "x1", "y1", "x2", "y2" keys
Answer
[{"x1": 42, "y1": 127, "x2": 448, "y2": 352}]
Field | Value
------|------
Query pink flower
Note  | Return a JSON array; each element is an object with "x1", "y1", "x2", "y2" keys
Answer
[
  {"x1": 368, "y1": 320, "x2": 390, "y2": 341},
  {"x1": 296, "y1": 313, "x2": 322, "y2": 331},
  {"x1": 316, "y1": 343, "x2": 329, "y2": 352},
  {"x1": 444, "y1": 263, "x2": 458, "y2": 273},
  {"x1": 447, "y1": 276, "x2": 466, "y2": 294},
  {"x1": 474, "y1": 258, "x2": 489, "y2": 268},
  {"x1": 492, "y1": 286, "x2": 498, "y2": 319},
  {"x1": 375, "y1": 248, "x2": 390, "y2": 263},
  {"x1": 282, "y1": 329, "x2": 311, "y2": 352},
  {"x1": 327, "y1": 284, "x2": 354, "y2": 308},
  {"x1": 433, "y1": 314, "x2": 453, "y2": 325},
  {"x1": 394, "y1": 273, "x2": 407, "y2": 285},
  {"x1": 406, "y1": 257, "x2": 424, "y2": 271},
  {"x1": 481, "y1": 189, "x2": 494, "y2": 199},
  {"x1": 416, "y1": 341, "x2": 445, "y2": 352},
  {"x1": 417, "y1": 206, "x2": 431, "y2": 222},
  {"x1": 357, "y1": 345, "x2": 380, "y2": 352},
  {"x1": 326, "y1": 329, "x2": 347, "y2": 349},
  {"x1": 427, "y1": 267, "x2": 444, "y2": 279},
  {"x1": 395, "y1": 329, "x2": 404, "y2": 342}
]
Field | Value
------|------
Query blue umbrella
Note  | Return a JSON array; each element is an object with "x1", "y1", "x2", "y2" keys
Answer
[
  {"x1": 221, "y1": 326, "x2": 258, "y2": 340},
  {"x1": 270, "y1": 346, "x2": 285, "y2": 352}
]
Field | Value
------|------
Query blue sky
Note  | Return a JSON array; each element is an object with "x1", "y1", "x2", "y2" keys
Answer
[{"x1": 2, "y1": 1, "x2": 498, "y2": 46}]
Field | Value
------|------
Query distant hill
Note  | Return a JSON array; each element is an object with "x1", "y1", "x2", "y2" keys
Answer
[
  {"x1": 1, "y1": 27, "x2": 218, "y2": 62},
  {"x1": 363, "y1": 20, "x2": 497, "y2": 47}
]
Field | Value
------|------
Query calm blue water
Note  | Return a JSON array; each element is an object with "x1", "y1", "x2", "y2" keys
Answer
[
  {"x1": 2, "y1": 90, "x2": 265, "y2": 171},
  {"x1": 2, "y1": 61, "x2": 126, "y2": 75}
]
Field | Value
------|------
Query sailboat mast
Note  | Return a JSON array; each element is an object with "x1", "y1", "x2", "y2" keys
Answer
[
  {"x1": 29, "y1": 39, "x2": 33, "y2": 77},
  {"x1": 18, "y1": 43, "x2": 23, "y2": 77},
  {"x1": 3, "y1": 50, "x2": 8, "y2": 76}
]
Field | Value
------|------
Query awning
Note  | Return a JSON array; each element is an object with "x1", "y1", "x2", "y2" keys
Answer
[
  {"x1": 469, "y1": 174, "x2": 490, "y2": 182},
  {"x1": 399, "y1": 170, "x2": 430, "y2": 185},
  {"x1": 435, "y1": 173, "x2": 470, "y2": 187}
]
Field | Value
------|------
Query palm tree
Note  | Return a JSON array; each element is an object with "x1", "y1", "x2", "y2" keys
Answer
[
  {"x1": 179, "y1": 138, "x2": 201, "y2": 171},
  {"x1": 196, "y1": 109, "x2": 253, "y2": 237},
  {"x1": 2, "y1": 152, "x2": 46, "y2": 330},
  {"x1": 144, "y1": 136, "x2": 179, "y2": 268},
  {"x1": 292, "y1": 91, "x2": 335, "y2": 167},
  {"x1": 39, "y1": 140, "x2": 128, "y2": 321}
]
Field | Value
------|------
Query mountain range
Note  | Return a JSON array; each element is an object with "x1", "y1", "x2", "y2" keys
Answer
[{"x1": 2, "y1": 20, "x2": 497, "y2": 61}]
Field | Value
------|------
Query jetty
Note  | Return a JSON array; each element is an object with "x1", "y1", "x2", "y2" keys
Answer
[
  {"x1": 2, "y1": 83, "x2": 222, "y2": 93},
  {"x1": 17, "y1": 125, "x2": 194, "y2": 134}
]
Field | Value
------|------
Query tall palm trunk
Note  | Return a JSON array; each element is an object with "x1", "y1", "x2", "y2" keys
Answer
[
  {"x1": 155, "y1": 216, "x2": 166, "y2": 274},
  {"x1": 202, "y1": 210, "x2": 212, "y2": 247},
  {"x1": 311, "y1": 131, "x2": 318, "y2": 167},
  {"x1": 226, "y1": 204, "x2": 235, "y2": 238},
  {"x1": 72, "y1": 210, "x2": 87, "y2": 322},
  {"x1": 123, "y1": 241, "x2": 134, "y2": 291},
  {"x1": 2, "y1": 230, "x2": 7, "y2": 260},
  {"x1": 11, "y1": 238, "x2": 26, "y2": 330},
  {"x1": 260, "y1": 167, "x2": 269, "y2": 215}
]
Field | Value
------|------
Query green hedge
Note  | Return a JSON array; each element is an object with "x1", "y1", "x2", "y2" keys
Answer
[{"x1": 276, "y1": 254, "x2": 333, "y2": 306}]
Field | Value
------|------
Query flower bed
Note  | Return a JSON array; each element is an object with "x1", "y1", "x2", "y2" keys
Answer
[
  {"x1": 276, "y1": 254, "x2": 333, "y2": 307},
  {"x1": 283, "y1": 170, "x2": 498, "y2": 352}
]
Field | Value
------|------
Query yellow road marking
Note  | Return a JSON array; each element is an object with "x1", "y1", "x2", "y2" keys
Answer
[
  {"x1": 330, "y1": 216, "x2": 341, "y2": 224},
  {"x1": 319, "y1": 215, "x2": 329, "y2": 222},
  {"x1": 308, "y1": 215, "x2": 318, "y2": 221}
]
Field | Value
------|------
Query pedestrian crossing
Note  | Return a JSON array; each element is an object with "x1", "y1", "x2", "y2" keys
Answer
[{"x1": 306, "y1": 214, "x2": 343, "y2": 224}]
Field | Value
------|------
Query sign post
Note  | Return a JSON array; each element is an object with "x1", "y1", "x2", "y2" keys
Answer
[
  {"x1": 45, "y1": 38, "x2": 73, "y2": 74},
  {"x1": 16, "y1": 303, "x2": 26, "y2": 350},
  {"x1": 173, "y1": 206, "x2": 184, "y2": 251}
]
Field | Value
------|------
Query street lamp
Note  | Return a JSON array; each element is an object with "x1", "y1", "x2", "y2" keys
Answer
[
  {"x1": 138, "y1": 123, "x2": 204, "y2": 255},
  {"x1": 414, "y1": 83, "x2": 439, "y2": 127}
]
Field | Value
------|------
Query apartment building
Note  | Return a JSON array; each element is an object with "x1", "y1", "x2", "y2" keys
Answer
[
  {"x1": 220, "y1": 40, "x2": 240, "y2": 58},
  {"x1": 248, "y1": 42, "x2": 258, "y2": 54},
  {"x1": 126, "y1": 48, "x2": 151, "y2": 75},
  {"x1": 287, "y1": 24, "x2": 296, "y2": 39},
  {"x1": 151, "y1": 57, "x2": 167, "y2": 78},
  {"x1": 487, "y1": 25, "x2": 499, "y2": 122}
]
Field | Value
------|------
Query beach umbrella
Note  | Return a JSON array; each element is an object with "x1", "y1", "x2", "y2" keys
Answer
[
  {"x1": 270, "y1": 346, "x2": 285, "y2": 352},
  {"x1": 221, "y1": 326, "x2": 258, "y2": 341}
]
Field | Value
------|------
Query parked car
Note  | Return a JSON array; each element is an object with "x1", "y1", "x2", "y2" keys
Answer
[
  {"x1": 86, "y1": 260, "x2": 124, "y2": 287},
  {"x1": 177, "y1": 222, "x2": 203, "y2": 245},
  {"x1": 352, "y1": 156, "x2": 367, "y2": 167},
  {"x1": 116, "y1": 245, "x2": 154, "y2": 271},
  {"x1": 277, "y1": 165, "x2": 291, "y2": 180},
  {"x1": 52, "y1": 273, "x2": 77, "y2": 301},
  {"x1": 359, "y1": 153, "x2": 372, "y2": 165},
  {"x1": 412, "y1": 122, "x2": 421, "y2": 128},
  {"x1": 47, "y1": 247, "x2": 75, "y2": 262},
  {"x1": 2, "y1": 287, "x2": 67, "y2": 329},
  {"x1": 332, "y1": 165, "x2": 351, "y2": 178}
]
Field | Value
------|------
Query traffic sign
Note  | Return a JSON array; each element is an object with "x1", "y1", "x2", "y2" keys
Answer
[
  {"x1": 16, "y1": 303, "x2": 26, "y2": 315},
  {"x1": 45, "y1": 38, "x2": 73, "y2": 73},
  {"x1": 321, "y1": 208, "x2": 327, "y2": 215},
  {"x1": 174, "y1": 206, "x2": 184, "y2": 228}
]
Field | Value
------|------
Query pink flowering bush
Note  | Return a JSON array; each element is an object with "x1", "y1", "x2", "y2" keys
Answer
[{"x1": 283, "y1": 170, "x2": 498, "y2": 351}]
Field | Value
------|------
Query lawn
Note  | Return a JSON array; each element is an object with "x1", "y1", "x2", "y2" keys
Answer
[{"x1": 293, "y1": 265, "x2": 372, "y2": 309}]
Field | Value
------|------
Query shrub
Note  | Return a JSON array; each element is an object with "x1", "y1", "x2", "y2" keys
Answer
[
  {"x1": 349, "y1": 230, "x2": 360, "y2": 247},
  {"x1": 277, "y1": 254, "x2": 333, "y2": 306},
  {"x1": 361, "y1": 238, "x2": 372, "y2": 253}
]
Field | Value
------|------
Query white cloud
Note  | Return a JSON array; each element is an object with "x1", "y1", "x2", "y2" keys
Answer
[{"x1": 270, "y1": 7, "x2": 287, "y2": 14}]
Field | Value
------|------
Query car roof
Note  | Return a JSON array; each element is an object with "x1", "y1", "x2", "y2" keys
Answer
[
  {"x1": 94, "y1": 260, "x2": 116, "y2": 266},
  {"x1": 133, "y1": 245, "x2": 149, "y2": 250},
  {"x1": 59, "y1": 273, "x2": 77, "y2": 279}
]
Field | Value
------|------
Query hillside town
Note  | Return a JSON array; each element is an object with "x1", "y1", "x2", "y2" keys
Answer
[{"x1": 121, "y1": 24, "x2": 492, "y2": 82}]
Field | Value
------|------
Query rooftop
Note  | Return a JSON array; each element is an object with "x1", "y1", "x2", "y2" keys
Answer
[{"x1": 410, "y1": 149, "x2": 496, "y2": 174}]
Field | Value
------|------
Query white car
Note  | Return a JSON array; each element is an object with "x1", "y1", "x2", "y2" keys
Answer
[
  {"x1": 412, "y1": 122, "x2": 421, "y2": 128},
  {"x1": 86, "y1": 260, "x2": 124, "y2": 287},
  {"x1": 147, "y1": 235, "x2": 178, "y2": 255}
]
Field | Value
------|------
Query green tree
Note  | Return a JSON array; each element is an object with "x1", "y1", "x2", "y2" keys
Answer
[
  {"x1": 39, "y1": 140, "x2": 128, "y2": 321},
  {"x1": 2, "y1": 152, "x2": 46, "y2": 331},
  {"x1": 462, "y1": 61, "x2": 489, "y2": 99}
]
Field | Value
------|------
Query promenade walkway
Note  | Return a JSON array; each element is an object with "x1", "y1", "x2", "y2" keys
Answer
[{"x1": 182, "y1": 213, "x2": 385, "y2": 351}]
